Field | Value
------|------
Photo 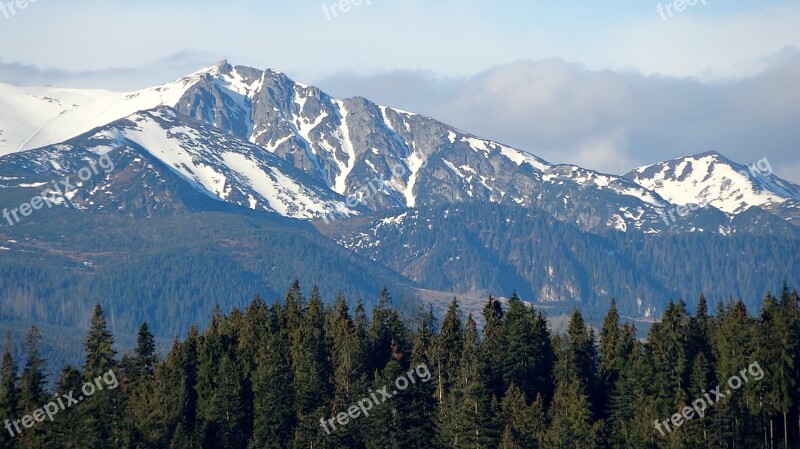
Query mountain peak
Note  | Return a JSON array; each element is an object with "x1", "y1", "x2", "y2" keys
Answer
[
  {"x1": 692, "y1": 150, "x2": 723, "y2": 158},
  {"x1": 215, "y1": 59, "x2": 233, "y2": 74},
  {"x1": 625, "y1": 151, "x2": 800, "y2": 215}
]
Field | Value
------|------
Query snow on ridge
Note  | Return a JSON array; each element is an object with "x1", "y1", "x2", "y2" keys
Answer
[
  {"x1": 0, "y1": 71, "x2": 205, "y2": 157},
  {"x1": 629, "y1": 153, "x2": 798, "y2": 214},
  {"x1": 332, "y1": 100, "x2": 357, "y2": 195},
  {"x1": 105, "y1": 108, "x2": 355, "y2": 220}
]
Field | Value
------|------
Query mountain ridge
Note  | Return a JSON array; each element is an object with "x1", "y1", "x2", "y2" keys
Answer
[{"x1": 3, "y1": 61, "x2": 799, "y2": 235}]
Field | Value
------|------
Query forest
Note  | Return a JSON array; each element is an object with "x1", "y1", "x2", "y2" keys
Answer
[{"x1": 1, "y1": 281, "x2": 799, "y2": 449}]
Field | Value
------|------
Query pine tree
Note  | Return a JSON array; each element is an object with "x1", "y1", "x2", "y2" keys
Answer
[
  {"x1": 543, "y1": 367, "x2": 602, "y2": 449},
  {"x1": 249, "y1": 313, "x2": 295, "y2": 449},
  {"x1": 51, "y1": 366, "x2": 85, "y2": 449},
  {"x1": 480, "y1": 295, "x2": 505, "y2": 399},
  {"x1": 206, "y1": 354, "x2": 249, "y2": 449},
  {"x1": 81, "y1": 304, "x2": 120, "y2": 449},
  {"x1": 325, "y1": 294, "x2": 367, "y2": 449},
  {"x1": 501, "y1": 384, "x2": 539, "y2": 449},
  {"x1": 133, "y1": 322, "x2": 158, "y2": 381},
  {"x1": 291, "y1": 286, "x2": 333, "y2": 448},
  {"x1": 436, "y1": 298, "x2": 464, "y2": 402},
  {"x1": 599, "y1": 298, "x2": 621, "y2": 418},
  {"x1": 0, "y1": 345, "x2": 19, "y2": 449},
  {"x1": 17, "y1": 326, "x2": 47, "y2": 449}
]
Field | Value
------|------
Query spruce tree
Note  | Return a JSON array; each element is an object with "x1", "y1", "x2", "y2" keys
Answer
[
  {"x1": 543, "y1": 366, "x2": 602, "y2": 449},
  {"x1": 401, "y1": 313, "x2": 437, "y2": 448},
  {"x1": 759, "y1": 293, "x2": 794, "y2": 449},
  {"x1": 81, "y1": 305, "x2": 119, "y2": 449},
  {"x1": 437, "y1": 312, "x2": 497, "y2": 449},
  {"x1": 51, "y1": 366, "x2": 85, "y2": 449},
  {"x1": 326, "y1": 294, "x2": 367, "y2": 449},
  {"x1": 501, "y1": 384, "x2": 539, "y2": 449},
  {"x1": 133, "y1": 322, "x2": 157, "y2": 381},
  {"x1": 436, "y1": 298, "x2": 464, "y2": 402},
  {"x1": 0, "y1": 345, "x2": 19, "y2": 449},
  {"x1": 291, "y1": 287, "x2": 333, "y2": 448},
  {"x1": 480, "y1": 295, "x2": 505, "y2": 399},
  {"x1": 249, "y1": 313, "x2": 295, "y2": 449},
  {"x1": 206, "y1": 354, "x2": 249, "y2": 449},
  {"x1": 599, "y1": 298, "x2": 621, "y2": 418},
  {"x1": 565, "y1": 310, "x2": 601, "y2": 417},
  {"x1": 17, "y1": 326, "x2": 47, "y2": 449}
]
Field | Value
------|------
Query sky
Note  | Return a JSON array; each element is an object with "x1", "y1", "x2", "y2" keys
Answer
[{"x1": 1, "y1": 0, "x2": 799, "y2": 180}]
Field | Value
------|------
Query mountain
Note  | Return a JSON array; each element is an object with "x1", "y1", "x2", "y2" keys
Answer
[
  {"x1": 317, "y1": 202, "x2": 800, "y2": 317},
  {"x1": 626, "y1": 151, "x2": 800, "y2": 226},
  {"x1": 0, "y1": 206, "x2": 418, "y2": 340},
  {"x1": 0, "y1": 106, "x2": 358, "y2": 220},
  {"x1": 0, "y1": 61, "x2": 798, "y2": 342},
  {"x1": 7, "y1": 61, "x2": 789, "y2": 235},
  {"x1": 0, "y1": 70, "x2": 201, "y2": 156}
]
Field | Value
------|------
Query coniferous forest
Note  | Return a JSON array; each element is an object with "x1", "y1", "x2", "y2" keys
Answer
[{"x1": 2, "y1": 282, "x2": 800, "y2": 449}]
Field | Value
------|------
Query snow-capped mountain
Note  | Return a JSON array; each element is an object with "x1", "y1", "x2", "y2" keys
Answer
[
  {"x1": 162, "y1": 62, "x2": 700, "y2": 234},
  {"x1": 0, "y1": 107, "x2": 358, "y2": 220},
  {"x1": 625, "y1": 151, "x2": 800, "y2": 225},
  {"x1": 0, "y1": 71, "x2": 202, "y2": 156},
  {"x1": 0, "y1": 60, "x2": 798, "y2": 328},
  {"x1": 1, "y1": 61, "x2": 798, "y2": 234}
]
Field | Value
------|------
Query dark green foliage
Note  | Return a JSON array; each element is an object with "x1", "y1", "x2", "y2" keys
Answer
[
  {"x1": 133, "y1": 322, "x2": 157, "y2": 381},
  {"x1": 0, "y1": 346, "x2": 19, "y2": 449},
  {"x1": 0, "y1": 210, "x2": 419, "y2": 344},
  {"x1": 2, "y1": 283, "x2": 800, "y2": 449},
  {"x1": 324, "y1": 202, "x2": 800, "y2": 317}
]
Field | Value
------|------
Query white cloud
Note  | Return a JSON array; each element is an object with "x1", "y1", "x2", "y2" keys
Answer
[{"x1": 318, "y1": 49, "x2": 800, "y2": 183}]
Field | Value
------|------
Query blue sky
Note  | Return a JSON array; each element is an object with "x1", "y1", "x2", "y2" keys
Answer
[
  {"x1": 1, "y1": 0, "x2": 799, "y2": 179},
  {"x1": 3, "y1": 0, "x2": 797, "y2": 82}
]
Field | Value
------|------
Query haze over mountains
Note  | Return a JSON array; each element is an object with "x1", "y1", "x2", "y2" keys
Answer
[{"x1": 0, "y1": 61, "x2": 798, "y2": 338}]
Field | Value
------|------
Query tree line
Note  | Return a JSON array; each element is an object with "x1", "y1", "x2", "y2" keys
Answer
[{"x1": 1, "y1": 281, "x2": 799, "y2": 449}]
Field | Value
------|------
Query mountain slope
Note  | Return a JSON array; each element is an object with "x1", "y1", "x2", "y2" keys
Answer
[
  {"x1": 4, "y1": 62, "x2": 800, "y2": 235},
  {"x1": 626, "y1": 151, "x2": 800, "y2": 225},
  {"x1": 0, "y1": 69, "x2": 206, "y2": 156},
  {"x1": 0, "y1": 207, "x2": 418, "y2": 339},
  {"x1": 170, "y1": 63, "x2": 703, "y2": 234},
  {"x1": 0, "y1": 106, "x2": 359, "y2": 220},
  {"x1": 318, "y1": 202, "x2": 800, "y2": 316}
]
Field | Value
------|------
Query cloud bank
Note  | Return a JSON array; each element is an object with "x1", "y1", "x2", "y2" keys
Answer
[{"x1": 316, "y1": 47, "x2": 800, "y2": 182}]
